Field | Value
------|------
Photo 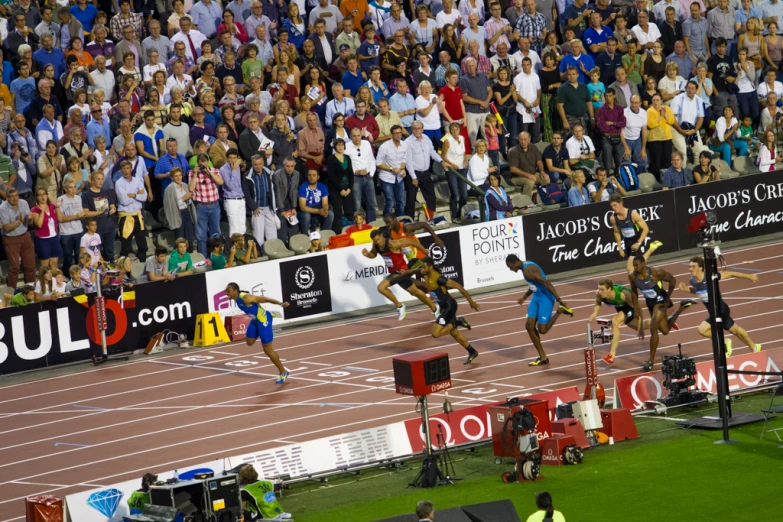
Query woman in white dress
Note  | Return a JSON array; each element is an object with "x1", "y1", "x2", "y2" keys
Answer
[{"x1": 440, "y1": 122, "x2": 468, "y2": 222}]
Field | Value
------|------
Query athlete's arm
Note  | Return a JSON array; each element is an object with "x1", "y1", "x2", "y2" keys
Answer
[
  {"x1": 630, "y1": 210, "x2": 649, "y2": 247},
  {"x1": 523, "y1": 263, "x2": 567, "y2": 307},
  {"x1": 653, "y1": 267, "x2": 676, "y2": 299},
  {"x1": 404, "y1": 221, "x2": 445, "y2": 248},
  {"x1": 393, "y1": 237, "x2": 429, "y2": 255},
  {"x1": 629, "y1": 274, "x2": 643, "y2": 335},
  {"x1": 445, "y1": 279, "x2": 480, "y2": 311},
  {"x1": 677, "y1": 282, "x2": 695, "y2": 294},
  {"x1": 243, "y1": 294, "x2": 290, "y2": 308},
  {"x1": 362, "y1": 243, "x2": 379, "y2": 258},
  {"x1": 588, "y1": 293, "x2": 602, "y2": 322},
  {"x1": 720, "y1": 270, "x2": 760, "y2": 284}
]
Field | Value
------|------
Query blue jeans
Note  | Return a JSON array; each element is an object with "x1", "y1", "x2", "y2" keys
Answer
[
  {"x1": 381, "y1": 180, "x2": 405, "y2": 216},
  {"x1": 498, "y1": 107, "x2": 518, "y2": 152},
  {"x1": 625, "y1": 137, "x2": 648, "y2": 172},
  {"x1": 298, "y1": 209, "x2": 334, "y2": 232},
  {"x1": 423, "y1": 128, "x2": 442, "y2": 145},
  {"x1": 446, "y1": 168, "x2": 468, "y2": 221},
  {"x1": 60, "y1": 233, "x2": 82, "y2": 271},
  {"x1": 737, "y1": 91, "x2": 760, "y2": 126},
  {"x1": 195, "y1": 201, "x2": 221, "y2": 256},
  {"x1": 99, "y1": 229, "x2": 116, "y2": 261},
  {"x1": 710, "y1": 139, "x2": 748, "y2": 163},
  {"x1": 353, "y1": 175, "x2": 377, "y2": 222}
]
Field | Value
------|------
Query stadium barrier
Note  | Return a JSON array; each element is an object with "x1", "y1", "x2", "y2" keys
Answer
[{"x1": 3, "y1": 170, "x2": 783, "y2": 375}]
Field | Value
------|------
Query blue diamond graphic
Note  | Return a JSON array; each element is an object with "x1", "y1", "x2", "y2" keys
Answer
[{"x1": 87, "y1": 488, "x2": 123, "y2": 517}]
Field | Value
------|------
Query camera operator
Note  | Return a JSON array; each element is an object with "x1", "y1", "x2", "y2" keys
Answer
[{"x1": 759, "y1": 92, "x2": 783, "y2": 143}]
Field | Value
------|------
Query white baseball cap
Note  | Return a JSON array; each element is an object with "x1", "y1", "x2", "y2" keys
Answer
[{"x1": 310, "y1": 231, "x2": 321, "y2": 241}]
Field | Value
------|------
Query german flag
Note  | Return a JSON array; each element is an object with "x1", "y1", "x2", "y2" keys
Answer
[
  {"x1": 73, "y1": 294, "x2": 88, "y2": 308},
  {"x1": 120, "y1": 290, "x2": 136, "y2": 309}
]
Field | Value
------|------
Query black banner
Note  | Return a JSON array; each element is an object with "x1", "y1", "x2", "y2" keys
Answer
[
  {"x1": 418, "y1": 229, "x2": 464, "y2": 285},
  {"x1": 521, "y1": 191, "x2": 679, "y2": 275},
  {"x1": 280, "y1": 253, "x2": 332, "y2": 319},
  {"x1": 0, "y1": 274, "x2": 208, "y2": 375},
  {"x1": 673, "y1": 171, "x2": 783, "y2": 249}
]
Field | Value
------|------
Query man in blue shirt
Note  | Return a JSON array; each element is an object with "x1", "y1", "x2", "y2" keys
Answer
[
  {"x1": 559, "y1": 40, "x2": 595, "y2": 83},
  {"x1": 661, "y1": 151, "x2": 692, "y2": 189},
  {"x1": 85, "y1": 104, "x2": 110, "y2": 148},
  {"x1": 33, "y1": 34, "x2": 67, "y2": 78},
  {"x1": 189, "y1": 0, "x2": 223, "y2": 39},
  {"x1": 583, "y1": 12, "x2": 614, "y2": 57},
  {"x1": 297, "y1": 169, "x2": 334, "y2": 232},
  {"x1": 389, "y1": 79, "x2": 415, "y2": 132},
  {"x1": 341, "y1": 56, "x2": 364, "y2": 98},
  {"x1": 10, "y1": 62, "x2": 36, "y2": 116},
  {"x1": 69, "y1": 0, "x2": 97, "y2": 33},
  {"x1": 564, "y1": 0, "x2": 592, "y2": 39},
  {"x1": 595, "y1": 37, "x2": 622, "y2": 86},
  {"x1": 155, "y1": 139, "x2": 190, "y2": 192}
]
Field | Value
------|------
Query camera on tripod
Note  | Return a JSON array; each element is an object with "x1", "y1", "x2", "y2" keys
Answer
[{"x1": 687, "y1": 210, "x2": 718, "y2": 244}]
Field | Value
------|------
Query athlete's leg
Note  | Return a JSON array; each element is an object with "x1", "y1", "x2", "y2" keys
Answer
[
  {"x1": 728, "y1": 323, "x2": 757, "y2": 351},
  {"x1": 648, "y1": 306, "x2": 667, "y2": 363},
  {"x1": 608, "y1": 312, "x2": 624, "y2": 358},
  {"x1": 642, "y1": 240, "x2": 663, "y2": 262},
  {"x1": 697, "y1": 321, "x2": 712, "y2": 338},
  {"x1": 377, "y1": 279, "x2": 403, "y2": 308},
  {"x1": 432, "y1": 322, "x2": 455, "y2": 338},
  {"x1": 449, "y1": 326, "x2": 471, "y2": 349},
  {"x1": 246, "y1": 337, "x2": 257, "y2": 346},
  {"x1": 262, "y1": 342, "x2": 286, "y2": 374},
  {"x1": 407, "y1": 285, "x2": 437, "y2": 312},
  {"x1": 527, "y1": 316, "x2": 547, "y2": 360},
  {"x1": 537, "y1": 305, "x2": 563, "y2": 335}
]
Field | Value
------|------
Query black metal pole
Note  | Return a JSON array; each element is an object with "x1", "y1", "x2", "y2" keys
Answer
[{"x1": 703, "y1": 243, "x2": 736, "y2": 444}]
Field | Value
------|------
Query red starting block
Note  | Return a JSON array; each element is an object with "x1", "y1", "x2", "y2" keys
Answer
[
  {"x1": 600, "y1": 409, "x2": 640, "y2": 441},
  {"x1": 551, "y1": 418, "x2": 591, "y2": 450},
  {"x1": 540, "y1": 435, "x2": 577, "y2": 466},
  {"x1": 225, "y1": 315, "x2": 251, "y2": 341}
]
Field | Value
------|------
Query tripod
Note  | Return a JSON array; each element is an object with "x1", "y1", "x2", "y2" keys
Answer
[{"x1": 409, "y1": 396, "x2": 452, "y2": 488}]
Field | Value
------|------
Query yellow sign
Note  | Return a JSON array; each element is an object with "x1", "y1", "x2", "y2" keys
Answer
[{"x1": 193, "y1": 313, "x2": 231, "y2": 346}]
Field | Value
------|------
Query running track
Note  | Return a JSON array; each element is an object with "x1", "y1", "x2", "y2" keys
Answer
[{"x1": 1, "y1": 239, "x2": 783, "y2": 521}]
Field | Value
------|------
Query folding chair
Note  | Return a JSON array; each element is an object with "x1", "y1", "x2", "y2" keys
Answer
[{"x1": 760, "y1": 383, "x2": 783, "y2": 441}]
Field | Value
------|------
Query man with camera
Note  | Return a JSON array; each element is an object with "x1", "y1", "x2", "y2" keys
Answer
[{"x1": 759, "y1": 92, "x2": 783, "y2": 143}]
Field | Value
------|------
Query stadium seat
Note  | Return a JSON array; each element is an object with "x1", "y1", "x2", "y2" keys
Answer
[
  {"x1": 434, "y1": 181, "x2": 451, "y2": 206},
  {"x1": 733, "y1": 156, "x2": 759, "y2": 176},
  {"x1": 461, "y1": 202, "x2": 481, "y2": 223},
  {"x1": 263, "y1": 239, "x2": 295, "y2": 259},
  {"x1": 130, "y1": 260, "x2": 145, "y2": 279},
  {"x1": 760, "y1": 384, "x2": 783, "y2": 441},
  {"x1": 289, "y1": 234, "x2": 311, "y2": 255},
  {"x1": 534, "y1": 141, "x2": 549, "y2": 155},
  {"x1": 370, "y1": 219, "x2": 386, "y2": 228},
  {"x1": 144, "y1": 210, "x2": 162, "y2": 231},
  {"x1": 638, "y1": 173, "x2": 659, "y2": 192},
  {"x1": 249, "y1": 255, "x2": 268, "y2": 263},
  {"x1": 715, "y1": 159, "x2": 739, "y2": 178},
  {"x1": 156, "y1": 208, "x2": 169, "y2": 229},
  {"x1": 375, "y1": 193, "x2": 385, "y2": 214},
  {"x1": 156, "y1": 230, "x2": 176, "y2": 249},
  {"x1": 319, "y1": 229, "x2": 336, "y2": 245},
  {"x1": 511, "y1": 193, "x2": 542, "y2": 215},
  {"x1": 190, "y1": 252, "x2": 208, "y2": 272},
  {"x1": 499, "y1": 175, "x2": 519, "y2": 194},
  {"x1": 219, "y1": 221, "x2": 230, "y2": 236}
]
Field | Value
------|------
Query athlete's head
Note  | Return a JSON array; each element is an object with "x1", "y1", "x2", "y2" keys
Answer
[
  {"x1": 609, "y1": 193, "x2": 624, "y2": 213},
  {"x1": 225, "y1": 282, "x2": 241, "y2": 300},
  {"x1": 688, "y1": 256, "x2": 705, "y2": 276},
  {"x1": 420, "y1": 256, "x2": 435, "y2": 275},
  {"x1": 597, "y1": 278, "x2": 614, "y2": 298},
  {"x1": 632, "y1": 254, "x2": 646, "y2": 273},
  {"x1": 383, "y1": 212, "x2": 399, "y2": 229},
  {"x1": 370, "y1": 228, "x2": 387, "y2": 249},
  {"x1": 506, "y1": 253, "x2": 524, "y2": 272}
]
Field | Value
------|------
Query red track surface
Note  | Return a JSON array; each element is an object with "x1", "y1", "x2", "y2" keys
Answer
[{"x1": 1, "y1": 240, "x2": 783, "y2": 521}]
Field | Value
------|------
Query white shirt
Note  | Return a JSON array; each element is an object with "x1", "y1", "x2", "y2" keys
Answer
[
  {"x1": 670, "y1": 92, "x2": 705, "y2": 125},
  {"x1": 653, "y1": 0, "x2": 685, "y2": 22},
  {"x1": 143, "y1": 63, "x2": 167, "y2": 82},
  {"x1": 513, "y1": 70, "x2": 541, "y2": 122},
  {"x1": 511, "y1": 50, "x2": 541, "y2": 72},
  {"x1": 623, "y1": 107, "x2": 648, "y2": 140},
  {"x1": 758, "y1": 143, "x2": 778, "y2": 171},
  {"x1": 405, "y1": 134, "x2": 442, "y2": 179},
  {"x1": 166, "y1": 73, "x2": 194, "y2": 93},
  {"x1": 375, "y1": 139, "x2": 408, "y2": 184},
  {"x1": 436, "y1": 10, "x2": 462, "y2": 29},
  {"x1": 757, "y1": 80, "x2": 783, "y2": 99},
  {"x1": 414, "y1": 94, "x2": 441, "y2": 130},
  {"x1": 631, "y1": 24, "x2": 662, "y2": 49},
  {"x1": 468, "y1": 153, "x2": 490, "y2": 185},
  {"x1": 170, "y1": 29, "x2": 208, "y2": 61},
  {"x1": 36, "y1": 119, "x2": 64, "y2": 152},
  {"x1": 658, "y1": 75, "x2": 686, "y2": 106},
  {"x1": 345, "y1": 139, "x2": 376, "y2": 177},
  {"x1": 714, "y1": 116, "x2": 740, "y2": 143},
  {"x1": 90, "y1": 69, "x2": 116, "y2": 96},
  {"x1": 566, "y1": 135, "x2": 595, "y2": 159},
  {"x1": 443, "y1": 133, "x2": 465, "y2": 168},
  {"x1": 588, "y1": 179, "x2": 621, "y2": 201}
]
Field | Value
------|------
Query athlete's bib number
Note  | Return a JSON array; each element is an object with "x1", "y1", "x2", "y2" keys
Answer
[
  {"x1": 383, "y1": 257, "x2": 394, "y2": 269},
  {"x1": 621, "y1": 227, "x2": 635, "y2": 238},
  {"x1": 697, "y1": 290, "x2": 709, "y2": 303},
  {"x1": 641, "y1": 289, "x2": 658, "y2": 298}
]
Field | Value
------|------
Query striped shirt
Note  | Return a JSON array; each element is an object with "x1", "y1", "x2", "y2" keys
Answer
[
  {"x1": 485, "y1": 17, "x2": 511, "y2": 54},
  {"x1": 458, "y1": 72, "x2": 492, "y2": 113}
]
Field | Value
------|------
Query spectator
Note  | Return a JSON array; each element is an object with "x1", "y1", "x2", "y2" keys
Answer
[
  {"x1": 708, "y1": 0, "x2": 736, "y2": 55},
  {"x1": 514, "y1": 57, "x2": 542, "y2": 144},
  {"x1": 758, "y1": 69, "x2": 783, "y2": 108},
  {"x1": 7, "y1": 285, "x2": 35, "y2": 307},
  {"x1": 37, "y1": 141, "x2": 65, "y2": 205},
  {"x1": 138, "y1": 246, "x2": 176, "y2": 283},
  {"x1": 298, "y1": 169, "x2": 334, "y2": 233},
  {"x1": 484, "y1": 172, "x2": 513, "y2": 221},
  {"x1": 759, "y1": 92, "x2": 782, "y2": 140},
  {"x1": 631, "y1": 10, "x2": 661, "y2": 50},
  {"x1": 621, "y1": 95, "x2": 649, "y2": 172},
  {"x1": 344, "y1": 211, "x2": 373, "y2": 235},
  {"x1": 589, "y1": 166, "x2": 626, "y2": 202},
  {"x1": 757, "y1": 129, "x2": 782, "y2": 171},
  {"x1": 658, "y1": 6, "x2": 683, "y2": 56},
  {"x1": 324, "y1": 139, "x2": 355, "y2": 233},
  {"x1": 8, "y1": 114, "x2": 39, "y2": 166},
  {"x1": 241, "y1": 155, "x2": 277, "y2": 249},
  {"x1": 661, "y1": 151, "x2": 692, "y2": 188},
  {"x1": 57, "y1": 178, "x2": 85, "y2": 271},
  {"x1": 29, "y1": 188, "x2": 62, "y2": 271},
  {"x1": 231, "y1": 234, "x2": 257, "y2": 265},
  {"x1": 113, "y1": 142, "x2": 151, "y2": 193},
  {"x1": 220, "y1": 148, "x2": 247, "y2": 236},
  {"x1": 567, "y1": 169, "x2": 590, "y2": 206},
  {"x1": 440, "y1": 122, "x2": 469, "y2": 223},
  {"x1": 659, "y1": 61, "x2": 686, "y2": 107},
  {"x1": 162, "y1": 167, "x2": 195, "y2": 246},
  {"x1": 707, "y1": 38, "x2": 737, "y2": 120},
  {"x1": 168, "y1": 237, "x2": 193, "y2": 276},
  {"x1": 80, "y1": 217, "x2": 104, "y2": 266},
  {"x1": 155, "y1": 139, "x2": 190, "y2": 196},
  {"x1": 416, "y1": 500, "x2": 434, "y2": 521},
  {"x1": 87, "y1": 27, "x2": 116, "y2": 71},
  {"x1": 557, "y1": 66, "x2": 593, "y2": 132},
  {"x1": 8, "y1": 143, "x2": 37, "y2": 207},
  {"x1": 33, "y1": 34, "x2": 67, "y2": 80},
  {"x1": 596, "y1": 38, "x2": 623, "y2": 87},
  {"x1": 390, "y1": 79, "x2": 416, "y2": 133},
  {"x1": 563, "y1": 0, "x2": 591, "y2": 40},
  {"x1": 508, "y1": 131, "x2": 548, "y2": 194},
  {"x1": 621, "y1": 39, "x2": 644, "y2": 87},
  {"x1": 468, "y1": 139, "x2": 496, "y2": 190},
  {"x1": 459, "y1": 56, "x2": 493, "y2": 146},
  {"x1": 346, "y1": 100, "x2": 381, "y2": 144},
  {"x1": 209, "y1": 123, "x2": 239, "y2": 170},
  {"x1": 526, "y1": 492, "x2": 565, "y2": 522},
  {"x1": 404, "y1": 121, "x2": 442, "y2": 220},
  {"x1": 51, "y1": 268, "x2": 67, "y2": 296},
  {"x1": 647, "y1": 93, "x2": 676, "y2": 176},
  {"x1": 670, "y1": 80, "x2": 707, "y2": 159},
  {"x1": 565, "y1": 124, "x2": 597, "y2": 173},
  {"x1": 189, "y1": 153, "x2": 224, "y2": 255},
  {"x1": 142, "y1": 20, "x2": 170, "y2": 64},
  {"x1": 82, "y1": 171, "x2": 117, "y2": 261},
  {"x1": 692, "y1": 150, "x2": 721, "y2": 182},
  {"x1": 171, "y1": 15, "x2": 208, "y2": 64},
  {"x1": 345, "y1": 127, "x2": 377, "y2": 222},
  {"x1": 735, "y1": 47, "x2": 759, "y2": 126},
  {"x1": 0, "y1": 188, "x2": 36, "y2": 288},
  {"x1": 115, "y1": 159, "x2": 149, "y2": 260},
  {"x1": 266, "y1": 114, "x2": 297, "y2": 170},
  {"x1": 666, "y1": 40, "x2": 695, "y2": 80},
  {"x1": 190, "y1": 106, "x2": 215, "y2": 147},
  {"x1": 375, "y1": 126, "x2": 407, "y2": 216},
  {"x1": 325, "y1": 83, "x2": 356, "y2": 128},
  {"x1": 65, "y1": 265, "x2": 84, "y2": 294},
  {"x1": 135, "y1": 110, "x2": 165, "y2": 179},
  {"x1": 596, "y1": 89, "x2": 626, "y2": 175},
  {"x1": 559, "y1": 39, "x2": 594, "y2": 84},
  {"x1": 711, "y1": 104, "x2": 749, "y2": 163},
  {"x1": 163, "y1": 105, "x2": 192, "y2": 157},
  {"x1": 209, "y1": 236, "x2": 236, "y2": 270},
  {"x1": 272, "y1": 157, "x2": 301, "y2": 244},
  {"x1": 58, "y1": 7, "x2": 84, "y2": 53},
  {"x1": 62, "y1": 126, "x2": 94, "y2": 173},
  {"x1": 608, "y1": 67, "x2": 639, "y2": 110},
  {"x1": 86, "y1": 104, "x2": 111, "y2": 149},
  {"x1": 298, "y1": 112, "x2": 326, "y2": 173}
]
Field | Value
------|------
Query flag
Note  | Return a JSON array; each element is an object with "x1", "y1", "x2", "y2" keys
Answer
[
  {"x1": 120, "y1": 290, "x2": 136, "y2": 309},
  {"x1": 73, "y1": 294, "x2": 88, "y2": 308}
]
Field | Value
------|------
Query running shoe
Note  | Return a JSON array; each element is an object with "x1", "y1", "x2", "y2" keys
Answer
[
  {"x1": 529, "y1": 357, "x2": 550, "y2": 367},
  {"x1": 680, "y1": 299, "x2": 697, "y2": 308},
  {"x1": 725, "y1": 339, "x2": 733, "y2": 358},
  {"x1": 463, "y1": 347, "x2": 479, "y2": 365},
  {"x1": 397, "y1": 304, "x2": 407, "y2": 321},
  {"x1": 642, "y1": 361, "x2": 654, "y2": 372},
  {"x1": 275, "y1": 371, "x2": 289, "y2": 385},
  {"x1": 649, "y1": 240, "x2": 663, "y2": 251},
  {"x1": 559, "y1": 305, "x2": 574, "y2": 317},
  {"x1": 754, "y1": 344, "x2": 762, "y2": 353},
  {"x1": 459, "y1": 317, "x2": 472, "y2": 330},
  {"x1": 671, "y1": 323, "x2": 680, "y2": 331},
  {"x1": 602, "y1": 354, "x2": 615, "y2": 364}
]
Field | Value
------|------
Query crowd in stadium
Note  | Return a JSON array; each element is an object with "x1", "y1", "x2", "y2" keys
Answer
[{"x1": 0, "y1": 0, "x2": 780, "y2": 304}]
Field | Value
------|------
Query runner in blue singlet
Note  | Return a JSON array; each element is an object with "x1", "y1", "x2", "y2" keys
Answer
[
  {"x1": 225, "y1": 282, "x2": 290, "y2": 384},
  {"x1": 506, "y1": 254, "x2": 574, "y2": 367}
]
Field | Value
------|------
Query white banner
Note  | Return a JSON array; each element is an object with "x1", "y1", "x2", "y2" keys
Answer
[
  {"x1": 204, "y1": 260, "x2": 287, "y2": 322},
  {"x1": 458, "y1": 217, "x2": 526, "y2": 289}
]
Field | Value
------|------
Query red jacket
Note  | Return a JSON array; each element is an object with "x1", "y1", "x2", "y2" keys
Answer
[{"x1": 345, "y1": 113, "x2": 380, "y2": 142}]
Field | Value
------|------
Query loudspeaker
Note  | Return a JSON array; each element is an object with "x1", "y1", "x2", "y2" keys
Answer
[{"x1": 461, "y1": 499, "x2": 521, "y2": 522}]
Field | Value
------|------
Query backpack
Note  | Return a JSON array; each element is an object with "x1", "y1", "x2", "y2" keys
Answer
[
  {"x1": 617, "y1": 163, "x2": 640, "y2": 191},
  {"x1": 535, "y1": 183, "x2": 565, "y2": 205},
  {"x1": 210, "y1": 233, "x2": 233, "y2": 253}
]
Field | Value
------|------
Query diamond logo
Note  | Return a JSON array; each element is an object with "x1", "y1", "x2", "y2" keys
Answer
[{"x1": 87, "y1": 488, "x2": 124, "y2": 517}]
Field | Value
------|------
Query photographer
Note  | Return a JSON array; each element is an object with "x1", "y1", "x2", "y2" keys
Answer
[
  {"x1": 59, "y1": 54, "x2": 94, "y2": 105},
  {"x1": 759, "y1": 92, "x2": 783, "y2": 142},
  {"x1": 8, "y1": 142, "x2": 37, "y2": 208}
]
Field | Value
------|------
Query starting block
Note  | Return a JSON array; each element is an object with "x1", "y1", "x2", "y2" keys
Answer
[
  {"x1": 592, "y1": 319, "x2": 614, "y2": 345},
  {"x1": 540, "y1": 435, "x2": 578, "y2": 466},
  {"x1": 600, "y1": 409, "x2": 640, "y2": 442},
  {"x1": 551, "y1": 418, "x2": 591, "y2": 450},
  {"x1": 225, "y1": 315, "x2": 251, "y2": 341},
  {"x1": 193, "y1": 313, "x2": 230, "y2": 347}
]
